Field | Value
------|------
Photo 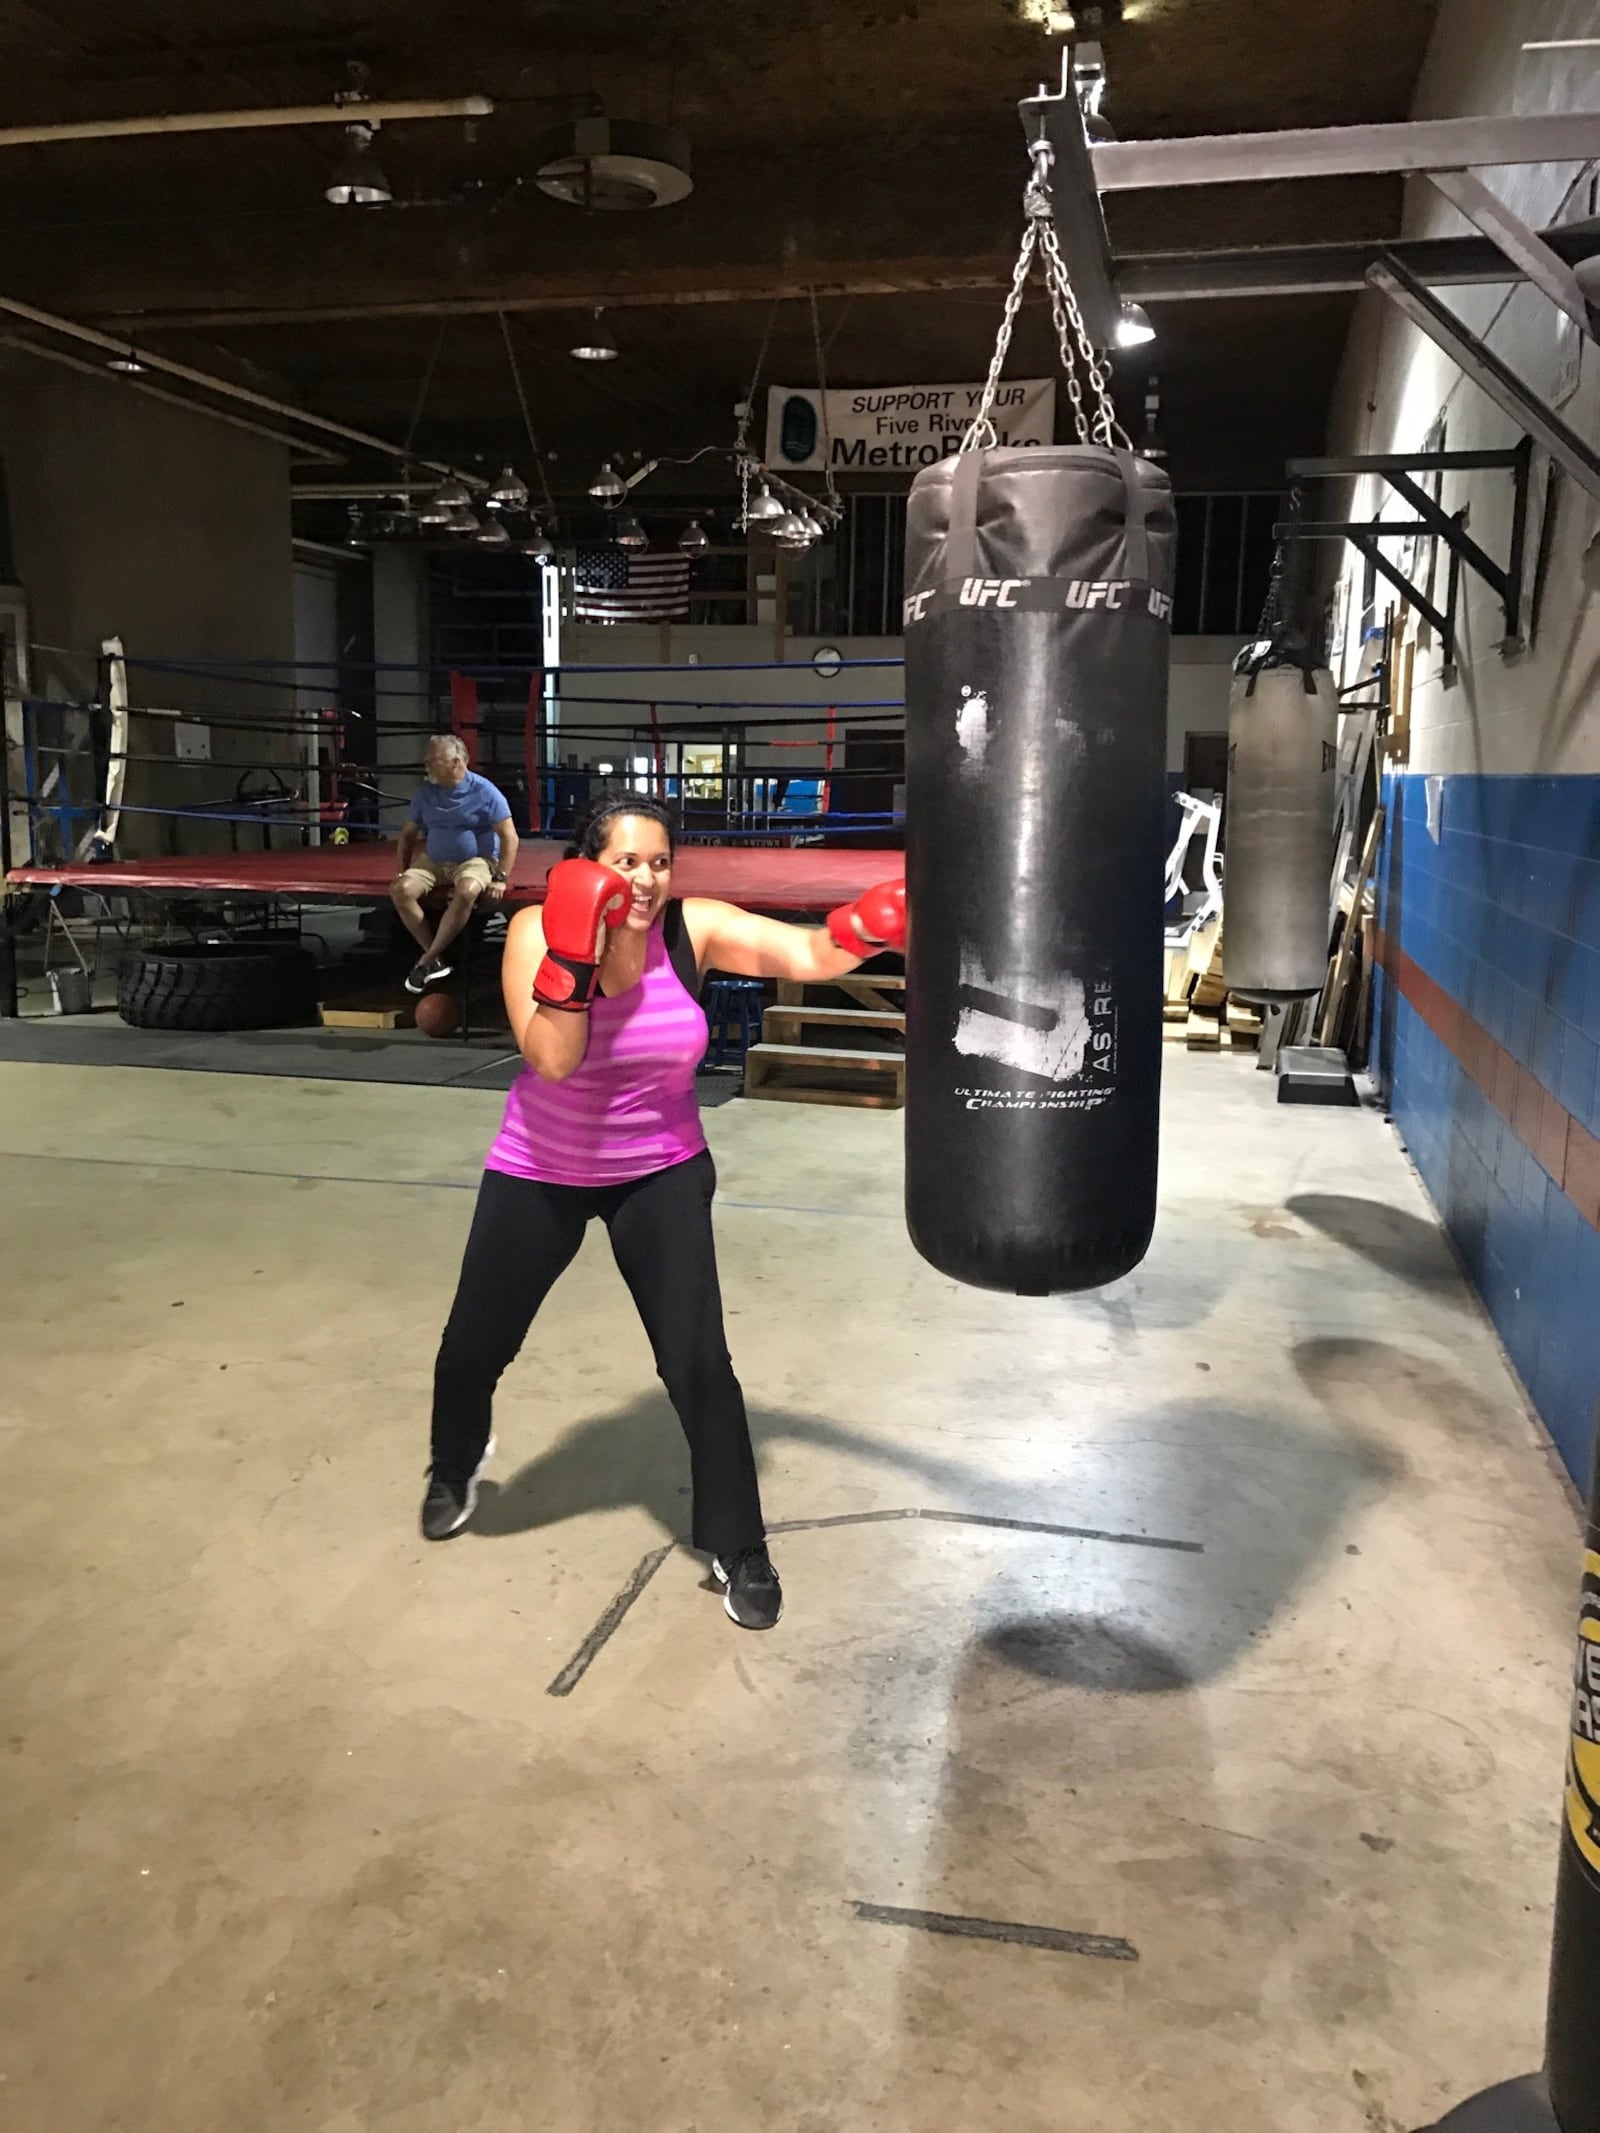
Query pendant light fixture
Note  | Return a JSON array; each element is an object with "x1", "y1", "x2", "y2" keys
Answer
[
  {"x1": 588, "y1": 460, "x2": 626, "y2": 503},
  {"x1": 571, "y1": 308, "x2": 620, "y2": 362},
  {"x1": 746, "y1": 482, "x2": 785, "y2": 524},
  {"x1": 326, "y1": 121, "x2": 393, "y2": 206},
  {"x1": 521, "y1": 523, "x2": 555, "y2": 561},
  {"x1": 678, "y1": 519, "x2": 709, "y2": 555},
  {"x1": 1115, "y1": 302, "x2": 1156, "y2": 348},
  {"x1": 614, "y1": 510, "x2": 647, "y2": 550},
  {"x1": 486, "y1": 465, "x2": 530, "y2": 511},
  {"x1": 474, "y1": 517, "x2": 512, "y2": 547}
]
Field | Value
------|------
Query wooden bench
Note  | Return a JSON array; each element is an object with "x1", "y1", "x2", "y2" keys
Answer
[
  {"x1": 761, "y1": 1002, "x2": 905, "y2": 1047},
  {"x1": 743, "y1": 1040, "x2": 907, "y2": 1109},
  {"x1": 776, "y1": 971, "x2": 905, "y2": 1016}
]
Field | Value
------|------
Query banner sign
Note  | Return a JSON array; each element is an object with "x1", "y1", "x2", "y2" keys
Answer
[{"x1": 765, "y1": 380, "x2": 1056, "y2": 474}]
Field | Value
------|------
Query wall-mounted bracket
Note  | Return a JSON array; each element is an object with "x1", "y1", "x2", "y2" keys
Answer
[{"x1": 1278, "y1": 438, "x2": 1533, "y2": 662}]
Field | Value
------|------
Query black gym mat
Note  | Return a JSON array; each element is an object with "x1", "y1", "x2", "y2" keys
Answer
[{"x1": 0, "y1": 1011, "x2": 746, "y2": 1102}]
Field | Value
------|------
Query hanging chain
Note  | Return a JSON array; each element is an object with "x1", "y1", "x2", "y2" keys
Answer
[
  {"x1": 962, "y1": 214, "x2": 1040, "y2": 451},
  {"x1": 1256, "y1": 482, "x2": 1305, "y2": 637},
  {"x1": 808, "y1": 286, "x2": 843, "y2": 521},
  {"x1": 961, "y1": 134, "x2": 1126, "y2": 455}
]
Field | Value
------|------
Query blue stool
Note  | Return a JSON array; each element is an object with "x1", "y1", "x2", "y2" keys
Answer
[{"x1": 701, "y1": 976, "x2": 764, "y2": 1069}]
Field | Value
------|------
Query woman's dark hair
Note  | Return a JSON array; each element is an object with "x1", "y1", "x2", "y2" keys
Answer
[{"x1": 564, "y1": 790, "x2": 678, "y2": 862}]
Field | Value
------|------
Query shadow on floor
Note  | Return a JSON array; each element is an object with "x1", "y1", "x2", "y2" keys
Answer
[
  {"x1": 473, "y1": 1388, "x2": 1399, "y2": 1686},
  {"x1": 1287, "y1": 1191, "x2": 1468, "y2": 1301},
  {"x1": 1294, "y1": 1337, "x2": 1532, "y2": 1455}
]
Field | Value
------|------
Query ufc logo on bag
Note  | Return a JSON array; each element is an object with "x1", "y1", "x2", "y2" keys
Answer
[
  {"x1": 1064, "y1": 580, "x2": 1128, "y2": 611},
  {"x1": 957, "y1": 578, "x2": 1027, "y2": 607}
]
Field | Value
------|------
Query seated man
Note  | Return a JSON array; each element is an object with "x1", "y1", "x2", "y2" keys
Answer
[{"x1": 391, "y1": 735, "x2": 519, "y2": 993}]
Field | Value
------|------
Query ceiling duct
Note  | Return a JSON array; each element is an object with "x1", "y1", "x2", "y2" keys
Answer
[{"x1": 533, "y1": 118, "x2": 693, "y2": 211}]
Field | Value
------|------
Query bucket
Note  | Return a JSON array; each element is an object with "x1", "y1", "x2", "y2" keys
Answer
[{"x1": 49, "y1": 968, "x2": 93, "y2": 1015}]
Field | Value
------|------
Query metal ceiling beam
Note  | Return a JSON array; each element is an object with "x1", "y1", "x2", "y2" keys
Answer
[
  {"x1": 0, "y1": 333, "x2": 342, "y2": 462},
  {"x1": 95, "y1": 227, "x2": 1600, "y2": 336},
  {"x1": 1426, "y1": 168, "x2": 1595, "y2": 337},
  {"x1": 1092, "y1": 112, "x2": 1600, "y2": 191},
  {"x1": 0, "y1": 288, "x2": 480, "y2": 482},
  {"x1": 1121, "y1": 229, "x2": 1600, "y2": 301},
  {"x1": 1368, "y1": 253, "x2": 1600, "y2": 503},
  {"x1": 1019, "y1": 55, "x2": 1120, "y2": 347}
]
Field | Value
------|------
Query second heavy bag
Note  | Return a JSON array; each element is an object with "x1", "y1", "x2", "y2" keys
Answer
[
  {"x1": 1223, "y1": 634, "x2": 1338, "y2": 1002},
  {"x1": 903, "y1": 444, "x2": 1177, "y2": 1295}
]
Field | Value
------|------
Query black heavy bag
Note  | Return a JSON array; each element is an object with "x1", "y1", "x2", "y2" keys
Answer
[
  {"x1": 1547, "y1": 1488, "x2": 1600, "y2": 2133},
  {"x1": 903, "y1": 444, "x2": 1177, "y2": 1295}
]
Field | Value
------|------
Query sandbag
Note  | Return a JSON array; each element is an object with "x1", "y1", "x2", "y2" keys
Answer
[
  {"x1": 902, "y1": 444, "x2": 1177, "y2": 1296},
  {"x1": 1223, "y1": 636, "x2": 1338, "y2": 1002}
]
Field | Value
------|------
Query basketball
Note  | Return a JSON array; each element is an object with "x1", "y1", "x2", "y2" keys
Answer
[{"x1": 414, "y1": 989, "x2": 460, "y2": 1039}]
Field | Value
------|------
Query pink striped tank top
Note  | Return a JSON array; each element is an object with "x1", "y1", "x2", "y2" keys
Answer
[{"x1": 486, "y1": 917, "x2": 708, "y2": 1187}]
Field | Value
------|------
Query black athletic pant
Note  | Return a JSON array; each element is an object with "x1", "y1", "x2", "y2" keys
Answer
[{"x1": 430, "y1": 1150, "x2": 765, "y2": 1558}]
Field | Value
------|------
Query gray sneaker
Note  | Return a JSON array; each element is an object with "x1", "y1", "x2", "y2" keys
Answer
[
  {"x1": 712, "y1": 1546, "x2": 783, "y2": 1630},
  {"x1": 420, "y1": 1437, "x2": 494, "y2": 1541}
]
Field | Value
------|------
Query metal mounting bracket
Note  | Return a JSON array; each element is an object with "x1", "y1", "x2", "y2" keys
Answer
[
  {"x1": 1279, "y1": 439, "x2": 1534, "y2": 662},
  {"x1": 1368, "y1": 253, "x2": 1600, "y2": 504},
  {"x1": 1018, "y1": 50, "x2": 1121, "y2": 350}
]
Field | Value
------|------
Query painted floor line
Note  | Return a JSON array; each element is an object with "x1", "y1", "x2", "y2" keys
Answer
[
  {"x1": 851, "y1": 1901, "x2": 1139, "y2": 1963},
  {"x1": 545, "y1": 1507, "x2": 1202, "y2": 1697}
]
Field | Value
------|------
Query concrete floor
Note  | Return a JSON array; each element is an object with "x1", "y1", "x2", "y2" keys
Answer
[{"x1": 0, "y1": 1049, "x2": 1581, "y2": 2133}]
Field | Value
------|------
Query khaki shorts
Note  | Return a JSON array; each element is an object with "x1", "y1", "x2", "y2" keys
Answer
[{"x1": 396, "y1": 855, "x2": 495, "y2": 898}]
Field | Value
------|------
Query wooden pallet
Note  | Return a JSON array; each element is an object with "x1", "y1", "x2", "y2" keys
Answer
[
  {"x1": 743, "y1": 1039, "x2": 907, "y2": 1108},
  {"x1": 776, "y1": 971, "x2": 905, "y2": 1015},
  {"x1": 762, "y1": 1003, "x2": 905, "y2": 1046}
]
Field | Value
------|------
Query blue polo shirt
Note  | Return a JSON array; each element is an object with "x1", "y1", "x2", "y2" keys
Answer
[{"x1": 409, "y1": 771, "x2": 512, "y2": 864}]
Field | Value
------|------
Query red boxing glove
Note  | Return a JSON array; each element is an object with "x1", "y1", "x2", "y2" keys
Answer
[
  {"x1": 826, "y1": 878, "x2": 907, "y2": 959},
  {"x1": 535, "y1": 858, "x2": 630, "y2": 1009}
]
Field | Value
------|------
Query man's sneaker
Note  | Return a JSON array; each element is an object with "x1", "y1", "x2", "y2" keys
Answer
[
  {"x1": 404, "y1": 953, "x2": 454, "y2": 994},
  {"x1": 712, "y1": 1546, "x2": 783, "y2": 1630},
  {"x1": 420, "y1": 1436, "x2": 494, "y2": 1541}
]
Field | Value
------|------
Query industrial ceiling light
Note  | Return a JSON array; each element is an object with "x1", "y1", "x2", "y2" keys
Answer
[
  {"x1": 678, "y1": 519, "x2": 709, "y2": 555},
  {"x1": 521, "y1": 522, "x2": 555, "y2": 560},
  {"x1": 325, "y1": 120, "x2": 392, "y2": 206},
  {"x1": 447, "y1": 506, "x2": 481, "y2": 536},
  {"x1": 533, "y1": 118, "x2": 693, "y2": 211},
  {"x1": 614, "y1": 510, "x2": 648, "y2": 549},
  {"x1": 771, "y1": 508, "x2": 809, "y2": 542},
  {"x1": 746, "y1": 482, "x2": 785, "y2": 524},
  {"x1": 417, "y1": 491, "x2": 454, "y2": 526},
  {"x1": 474, "y1": 516, "x2": 512, "y2": 547},
  {"x1": 1115, "y1": 302, "x2": 1155, "y2": 348},
  {"x1": 486, "y1": 464, "x2": 529, "y2": 511},
  {"x1": 798, "y1": 510, "x2": 825, "y2": 541},
  {"x1": 571, "y1": 308, "x2": 619, "y2": 362},
  {"x1": 588, "y1": 460, "x2": 626, "y2": 503},
  {"x1": 427, "y1": 476, "x2": 473, "y2": 511},
  {"x1": 106, "y1": 346, "x2": 148, "y2": 375}
]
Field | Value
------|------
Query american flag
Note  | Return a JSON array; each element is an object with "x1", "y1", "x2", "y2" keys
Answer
[{"x1": 572, "y1": 545, "x2": 692, "y2": 623}]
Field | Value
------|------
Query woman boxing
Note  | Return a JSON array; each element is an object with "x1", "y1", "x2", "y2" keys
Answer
[{"x1": 421, "y1": 792, "x2": 906, "y2": 1631}]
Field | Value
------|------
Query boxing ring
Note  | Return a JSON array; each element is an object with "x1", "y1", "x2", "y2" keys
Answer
[
  {"x1": 0, "y1": 639, "x2": 908, "y2": 1016},
  {"x1": 5, "y1": 838, "x2": 904, "y2": 912}
]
